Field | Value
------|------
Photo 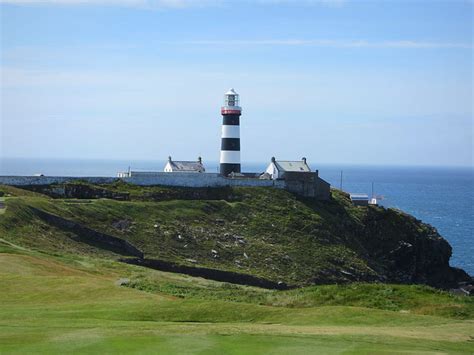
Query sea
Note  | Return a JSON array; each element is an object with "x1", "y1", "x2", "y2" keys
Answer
[{"x1": 1, "y1": 157, "x2": 473, "y2": 276}]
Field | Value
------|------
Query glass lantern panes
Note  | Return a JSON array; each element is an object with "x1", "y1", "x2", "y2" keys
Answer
[{"x1": 225, "y1": 94, "x2": 239, "y2": 107}]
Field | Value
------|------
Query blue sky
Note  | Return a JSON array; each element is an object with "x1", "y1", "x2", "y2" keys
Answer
[{"x1": 1, "y1": 0, "x2": 472, "y2": 166}]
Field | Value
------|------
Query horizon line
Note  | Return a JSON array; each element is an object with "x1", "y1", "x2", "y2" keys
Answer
[{"x1": 2, "y1": 156, "x2": 472, "y2": 169}]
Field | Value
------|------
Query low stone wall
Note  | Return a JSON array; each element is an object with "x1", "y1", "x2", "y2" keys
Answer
[
  {"x1": 31, "y1": 207, "x2": 144, "y2": 258},
  {"x1": 0, "y1": 173, "x2": 286, "y2": 189},
  {"x1": 122, "y1": 257, "x2": 293, "y2": 290},
  {"x1": 0, "y1": 173, "x2": 332, "y2": 199},
  {"x1": 126, "y1": 173, "x2": 286, "y2": 188}
]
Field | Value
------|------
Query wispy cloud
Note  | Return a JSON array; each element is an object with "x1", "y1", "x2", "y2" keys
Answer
[
  {"x1": 257, "y1": 0, "x2": 346, "y2": 7},
  {"x1": 0, "y1": 0, "x2": 224, "y2": 8},
  {"x1": 0, "y1": 0, "x2": 346, "y2": 7},
  {"x1": 178, "y1": 39, "x2": 472, "y2": 49}
]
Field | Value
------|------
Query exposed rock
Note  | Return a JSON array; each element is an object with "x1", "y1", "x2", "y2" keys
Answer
[
  {"x1": 115, "y1": 278, "x2": 130, "y2": 286},
  {"x1": 360, "y1": 207, "x2": 471, "y2": 288},
  {"x1": 112, "y1": 219, "x2": 132, "y2": 231}
]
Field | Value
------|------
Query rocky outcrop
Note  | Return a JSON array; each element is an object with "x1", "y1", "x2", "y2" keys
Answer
[{"x1": 360, "y1": 207, "x2": 471, "y2": 288}]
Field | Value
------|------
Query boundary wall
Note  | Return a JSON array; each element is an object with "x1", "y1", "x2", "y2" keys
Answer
[{"x1": 0, "y1": 173, "x2": 286, "y2": 189}]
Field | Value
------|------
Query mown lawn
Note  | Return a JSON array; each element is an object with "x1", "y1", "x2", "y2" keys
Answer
[{"x1": 1, "y1": 245, "x2": 473, "y2": 354}]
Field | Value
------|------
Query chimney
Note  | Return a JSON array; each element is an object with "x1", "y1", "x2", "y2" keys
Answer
[
  {"x1": 198, "y1": 156, "x2": 202, "y2": 164},
  {"x1": 302, "y1": 157, "x2": 307, "y2": 164}
]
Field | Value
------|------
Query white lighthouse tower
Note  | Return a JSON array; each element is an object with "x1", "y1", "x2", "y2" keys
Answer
[{"x1": 220, "y1": 88, "x2": 242, "y2": 176}]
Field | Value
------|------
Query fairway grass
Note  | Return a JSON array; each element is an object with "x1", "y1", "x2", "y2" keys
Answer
[{"x1": 1, "y1": 249, "x2": 473, "y2": 354}]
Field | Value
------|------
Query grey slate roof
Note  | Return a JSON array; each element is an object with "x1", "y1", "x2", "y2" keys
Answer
[
  {"x1": 169, "y1": 161, "x2": 205, "y2": 172},
  {"x1": 274, "y1": 160, "x2": 311, "y2": 173},
  {"x1": 350, "y1": 193, "x2": 369, "y2": 201}
]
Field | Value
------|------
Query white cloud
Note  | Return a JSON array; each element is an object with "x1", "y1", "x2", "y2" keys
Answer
[
  {"x1": 0, "y1": 0, "x2": 223, "y2": 8},
  {"x1": 0, "y1": 0, "x2": 345, "y2": 7},
  {"x1": 257, "y1": 0, "x2": 346, "y2": 7},
  {"x1": 179, "y1": 39, "x2": 472, "y2": 49}
]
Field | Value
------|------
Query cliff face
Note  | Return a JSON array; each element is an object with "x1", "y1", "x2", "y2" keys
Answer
[
  {"x1": 360, "y1": 208, "x2": 469, "y2": 288},
  {"x1": 0, "y1": 183, "x2": 470, "y2": 289}
]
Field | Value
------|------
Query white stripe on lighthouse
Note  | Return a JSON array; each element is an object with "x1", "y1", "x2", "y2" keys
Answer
[
  {"x1": 220, "y1": 150, "x2": 240, "y2": 164},
  {"x1": 221, "y1": 125, "x2": 240, "y2": 138}
]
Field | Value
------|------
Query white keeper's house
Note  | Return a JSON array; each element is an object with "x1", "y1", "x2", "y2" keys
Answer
[
  {"x1": 164, "y1": 156, "x2": 205, "y2": 173},
  {"x1": 264, "y1": 157, "x2": 311, "y2": 180}
]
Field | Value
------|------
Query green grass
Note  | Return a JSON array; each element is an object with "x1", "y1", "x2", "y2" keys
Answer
[
  {"x1": 0, "y1": 183, "x2": 461, "y2": 289},
  {"x1": 0, "y1": 185, "x2": 380, "y2": 285},
  {"x1": 0, "y1": 183, "x2": 473, "y2": 353},
  {"x1": 0, "y1": 249, "x2": 473, "y2": 354},
  {"x1": 127, "y1": 273, "x2": 474, "y2": 319}
]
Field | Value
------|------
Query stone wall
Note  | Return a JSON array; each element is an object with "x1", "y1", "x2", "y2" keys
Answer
[
  {"x1": 125, "y1": 172, "x2": 286, "y2": 188},
  {"x1": 315, "y1": 177, "x2": 331, "y2": 200},
  {"x1": 0, "y1": 172, "x2": 331, "y2": 199},
  {"x1": 0, "y1": 173, "x2": 285, "y2": 189},
  {"x1": 284, "y1": 171, "x2": 331, "y2": 200}
]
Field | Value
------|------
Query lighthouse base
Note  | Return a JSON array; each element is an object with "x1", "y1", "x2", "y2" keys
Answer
[{"x1": 220, "y1": 163, "x2": 241, "y2": 176}]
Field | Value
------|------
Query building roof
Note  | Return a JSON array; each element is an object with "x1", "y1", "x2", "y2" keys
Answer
[
  {"x1": 169, "y1": 161, "x2": 204, "y2": 172},
  {"x1": 350, "y1": 193, "x2": 369, "y2": 201},
  {"x1": 167, "y1": 156, "x2": 205, "y2": 172},
  {"x1": 273, "y1": 159, "x2": 311, "y2": 173}
]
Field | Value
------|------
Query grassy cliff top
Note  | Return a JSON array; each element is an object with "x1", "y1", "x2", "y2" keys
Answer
[
  {"x1": 0, "y1": 183, "x2": 473, "y2": 353},
  {"x1": 0, "y1": 182, "x2": 469, "y2": 288}
]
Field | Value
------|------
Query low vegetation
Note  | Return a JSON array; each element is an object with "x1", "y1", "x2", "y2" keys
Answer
[
  {"x1": 1, "y1": 243, "x2": 473, "y2": 353},
  {"x1": 0, "y1": 183, "x2": 472, "y2": 353},
  {"x1": 0, "y1": 182, "x2": 468, "y2": 288}
]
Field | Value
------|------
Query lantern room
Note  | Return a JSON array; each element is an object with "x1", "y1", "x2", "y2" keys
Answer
[{"x1": 224, "y1": 88, "x2": 240, "y2": 107}]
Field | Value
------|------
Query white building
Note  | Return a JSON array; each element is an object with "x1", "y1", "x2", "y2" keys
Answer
[
  {"x1": 350, "y1": 193, "x2": 369, "y2": 206},
  {"x1": 164, "y1": 156, "x2": 205, "y2": 173},
  {"x1": 264, "y1": 157, "x2": 311, "y2": 180}
]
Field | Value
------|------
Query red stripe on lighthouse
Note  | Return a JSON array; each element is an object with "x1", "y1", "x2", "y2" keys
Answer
[{"x1": 221, "y1": 108, "x2": 242, "y2": 115}]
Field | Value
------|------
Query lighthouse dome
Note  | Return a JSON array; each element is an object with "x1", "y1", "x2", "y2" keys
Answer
[{"x1": 225, "y1": 88, "x2": 238, "y2": 96}]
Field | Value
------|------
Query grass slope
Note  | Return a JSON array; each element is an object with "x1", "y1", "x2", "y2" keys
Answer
[
  {"x1": 0, "y1": 243, "x2": 473, "y2": 354},
  {"x1": 0, "y1": 184, "x2": 473, "y2": 353},
  {"x1": 1, "y1": 182, "x2": 457, "y2": 287}
]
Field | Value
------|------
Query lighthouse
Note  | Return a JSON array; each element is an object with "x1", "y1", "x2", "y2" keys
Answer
[{"x1": 220, "y1": 88, "x2": 242, "y2": 176}]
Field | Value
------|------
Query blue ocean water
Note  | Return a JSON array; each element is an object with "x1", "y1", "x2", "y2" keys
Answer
[{"x1": 1, "y1": 158, "x2": 473, "y2": 275}]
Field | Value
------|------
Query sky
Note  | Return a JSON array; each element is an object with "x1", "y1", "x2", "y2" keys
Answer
[{"x1": 0, "y1": 0, "x2": 472, "y2": 167}]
